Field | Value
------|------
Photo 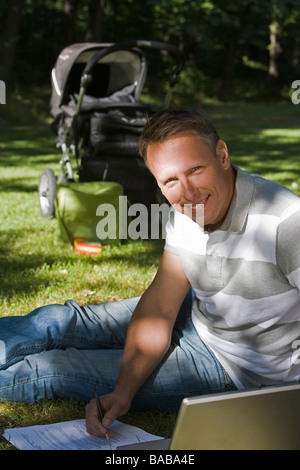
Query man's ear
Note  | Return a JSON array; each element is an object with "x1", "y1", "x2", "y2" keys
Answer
[{"x1": 216, "y1": 139, "x2": 230, "y2": 169}]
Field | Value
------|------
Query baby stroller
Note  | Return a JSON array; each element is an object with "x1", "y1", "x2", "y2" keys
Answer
[{"x1": 38, "y1": 40, "x2": 184, "y2": 220}]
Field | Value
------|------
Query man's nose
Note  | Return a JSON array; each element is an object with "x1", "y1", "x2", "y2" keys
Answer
[{"x1": 180, "y1": 179, "x2": 197, "y2": 202}]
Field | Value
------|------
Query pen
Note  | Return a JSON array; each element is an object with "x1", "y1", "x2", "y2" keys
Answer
[{"x1": 93, "y1": 383, "x2": 112, "y2": 448}]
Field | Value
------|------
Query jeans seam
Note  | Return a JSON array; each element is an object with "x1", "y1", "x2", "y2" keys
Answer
[
  {"x1": 0, "y1": 372, "x2": 111, "y2": 388},
  {"x1": 2, "y1": 336, "x2": 123, "y2": 367},
  {"x1": 221, "y1": 366, "x2": 234, "y2": 390}
]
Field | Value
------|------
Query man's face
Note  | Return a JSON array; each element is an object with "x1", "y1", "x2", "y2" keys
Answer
[{"x1": 146, "y1": 132, "x2": 235, "y2": 228}]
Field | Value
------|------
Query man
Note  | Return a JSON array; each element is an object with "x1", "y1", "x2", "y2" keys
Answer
[
  {"x1": 1, "y1": 107, "x2": 299, "y2": 441},
  {"x1": 86, "y1": 106, "x2": 300, "y2": 437}
]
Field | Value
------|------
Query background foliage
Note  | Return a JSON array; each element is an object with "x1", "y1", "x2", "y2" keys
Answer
[{"x1": 1, "y1": 0, "x2": 300, "y2": 104}]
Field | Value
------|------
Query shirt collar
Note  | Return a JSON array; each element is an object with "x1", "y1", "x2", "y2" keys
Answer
[{"x1": 220, "y1": 165, "x2": 254, "y2": 233}]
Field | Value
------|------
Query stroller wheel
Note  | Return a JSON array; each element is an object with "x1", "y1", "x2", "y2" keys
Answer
[{"x1": 38, "y1": 168, "x2": 57, "y2": 218}]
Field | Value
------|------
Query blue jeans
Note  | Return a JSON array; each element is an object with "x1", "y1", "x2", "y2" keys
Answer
[{"x1": 0, "y1": 293, "x2": 236, "y2": 410}]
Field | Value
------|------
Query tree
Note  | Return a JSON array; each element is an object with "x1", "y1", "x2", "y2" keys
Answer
[
  {"x1": 267, "y1": 0, "x2": 300, "y2": 83},
  {"x1": 61, "y1": 0, "x2": 79, "y2": 47},
  {"x1": 85, "y1": 0, "x2": 108, "y2": 42},
  {"x1": 0, "y1": 0, "x2": 26, "y2": 82},
  {"x1": 1, "y1": 0, "x2": 300, "y2": 99}
]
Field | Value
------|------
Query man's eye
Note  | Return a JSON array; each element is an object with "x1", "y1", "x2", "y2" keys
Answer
[{"x1": 165, "y1": 177, "x2": 177, "y2": 184}]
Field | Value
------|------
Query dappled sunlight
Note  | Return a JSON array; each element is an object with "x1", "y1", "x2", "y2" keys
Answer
[
  {"x1": 1, "y1": 104, "x2": 299, "y2": 317},
  {"x1": 258, "y1": 128, "x2": 300, "y2": 140},
  {"x1": 211, "y1": 106, "x2": 300, "y2": 194}
]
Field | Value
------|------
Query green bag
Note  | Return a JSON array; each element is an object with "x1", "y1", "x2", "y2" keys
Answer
[{"x1": 55, "y1": 181, "x2": 124, "y2": 245}]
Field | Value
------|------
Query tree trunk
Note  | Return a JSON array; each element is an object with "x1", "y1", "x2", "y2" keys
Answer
[
  {"x1": 61, "y1": 0, "x2": 79, "y2": 48},
  {"x1": 220, "y1": 34, "x2": 238, "y2": 98},
  {"x1": 268, "y1": 21, "x2": 281, "y2": 79},
  {"x1": 0, "y1": 0, "x2": 26, "y2": 82},
  {"x1": 85, "y1": 0, "x2": 107, "y2": 43}
]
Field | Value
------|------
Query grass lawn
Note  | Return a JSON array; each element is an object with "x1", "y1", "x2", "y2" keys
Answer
[{"x1": 0, "y1": 101, "x2": 300, "y2": 450}]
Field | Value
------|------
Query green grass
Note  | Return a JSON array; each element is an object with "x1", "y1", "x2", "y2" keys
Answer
[
  {"x1": 208, "y1": 102, "x2": 300, "y2": 193},
  {"x1": 0, "y1": 101, "x2": 300, "y2": 449}
]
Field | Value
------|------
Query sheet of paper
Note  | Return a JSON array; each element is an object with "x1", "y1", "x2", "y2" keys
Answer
[{"x1": 2, "y1": 419, "x2": 163, "y2": 450}]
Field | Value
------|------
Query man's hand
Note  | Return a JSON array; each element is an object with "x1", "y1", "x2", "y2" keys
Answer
[{"x1": 85, "y1": 390, "x2": 131, "y2": 437}]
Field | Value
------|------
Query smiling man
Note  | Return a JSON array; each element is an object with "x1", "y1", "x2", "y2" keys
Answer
[{"x1": 85, "y1": 107, "x2": 300, "y2": 438}]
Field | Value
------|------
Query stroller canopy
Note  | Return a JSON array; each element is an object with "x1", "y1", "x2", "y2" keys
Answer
[{"x1": 50, "y1": 42, "x2": 148, "y2": 120}]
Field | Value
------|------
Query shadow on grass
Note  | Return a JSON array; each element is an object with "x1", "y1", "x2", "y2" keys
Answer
[
  {"x1": 0, "y1": 126, "x2": 55, "y2": 155},
  {"x1": 0, "y1": 126, "x2": 62, "y2": 193},
  {"x1": 0, "y1": 228, "x2": 68, "y2": 300},
  {"x1": 0, "y1": 225, "x2": 164, "y2": 303}
]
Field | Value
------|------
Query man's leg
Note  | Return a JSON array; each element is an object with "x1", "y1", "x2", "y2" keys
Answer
[
  {"x1": 0, "y1": 292, "x2": 236, "y2": 408},
  {"x1": 0, "y1": 297, "x2": 139, "y2": 402},
  {"x1": 0, "y1": 346, "x2": 125, "y2": 403}
]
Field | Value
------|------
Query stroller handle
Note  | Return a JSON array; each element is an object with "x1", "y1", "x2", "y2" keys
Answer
[
  {"x1": 75, "y1": 40, "x2": 185, "y2": 116},
  {"x1": 81, "y1": 40, "x2": 185, "y2": 87}
]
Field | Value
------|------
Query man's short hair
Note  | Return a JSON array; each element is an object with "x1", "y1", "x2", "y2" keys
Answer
[{"x1": 138, "y1": 106, "x2": 220, "y2": 162}]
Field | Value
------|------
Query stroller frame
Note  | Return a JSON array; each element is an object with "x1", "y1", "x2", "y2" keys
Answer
[{"x1": 39, "y1": 40, "x2": 184, "y2": 218}]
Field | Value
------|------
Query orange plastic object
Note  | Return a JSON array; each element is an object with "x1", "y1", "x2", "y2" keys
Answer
[{"x1": 74, "y1": 238, "x2": 102, "y2": 256}]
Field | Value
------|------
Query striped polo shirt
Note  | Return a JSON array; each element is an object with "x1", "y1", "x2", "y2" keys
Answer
[{"x1": 165, "y1": 166, "x2": 300, "y2": 389}]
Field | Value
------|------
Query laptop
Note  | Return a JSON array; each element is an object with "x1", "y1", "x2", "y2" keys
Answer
[{"x1": 117, "y1": 382, "x2": 300, "y2": 450}]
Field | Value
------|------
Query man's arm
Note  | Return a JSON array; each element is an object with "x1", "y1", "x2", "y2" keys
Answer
[{"x1": 86, "y1": 249, "x2": 191, "y2": 437}]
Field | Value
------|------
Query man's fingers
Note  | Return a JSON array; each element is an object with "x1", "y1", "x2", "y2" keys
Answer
[
  {"x1": 100, "y1": 393, "x2": 131, "y2": 426},
  {"x1": 85, "y1": 392, "x2": 132, "y2": 437},
  {"x1": 85, "y1": 399, "x2": 111, "y2": 438}
]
